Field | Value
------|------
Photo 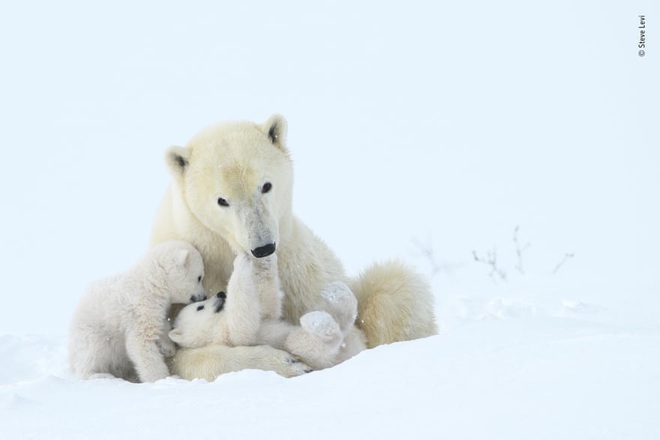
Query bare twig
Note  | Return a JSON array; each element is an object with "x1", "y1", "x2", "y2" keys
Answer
[
  {"x1": 553, "y1": 252, "x2": 575, "y2": 275},
  {"x1": 412, "y1": 238, "x2": 444, "y2": 276},
  {"x1": 513, "y1": 225, "x2": 531, "y2": 275},
  {"x1": 472, "y1": 247, "x2": 507, "y2": 282}
]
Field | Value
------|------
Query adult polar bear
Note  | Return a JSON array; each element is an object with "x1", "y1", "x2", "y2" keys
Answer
[{"x1": 151, "y1": 115, "x2": 437, "y2": 378}]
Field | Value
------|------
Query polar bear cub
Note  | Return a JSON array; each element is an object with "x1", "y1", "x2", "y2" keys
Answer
[
  {"x1": 169, "y1": 253, "x2": 366, "y2": 372},
  {"x1": 68, "y1": 240, "x2": 207, "y2": 383}
]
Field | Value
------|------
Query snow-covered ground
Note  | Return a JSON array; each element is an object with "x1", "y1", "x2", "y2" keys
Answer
[
  {"x1": 1, "y1": 1, "x2": 658, "y2": 439},
  {"x1": 3, "y1": 291, "x2": 660, "y2": 439}
]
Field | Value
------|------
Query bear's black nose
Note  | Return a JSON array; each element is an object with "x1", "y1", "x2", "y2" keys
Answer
[{"x1": 251, "y1": 243, "x2": 276, "y2": 258}]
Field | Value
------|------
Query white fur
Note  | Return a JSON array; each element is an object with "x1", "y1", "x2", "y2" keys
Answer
[
  {"x1": 68, "y1": 241, "x2": 207, "y2": 383},
  {"x1": 169, "y1": 254, "x2": 366, "y2": 376},
  {"x1": 167, "y1": 345, "x2": 311, "y2": 380},
  {"x1": 151, "y1": 115, "x2": 437, "y2": 376},
  {"x1": 168, "y1": 253, "x2": 261, "y2": 349},
  {"x1": 267, "y1": 281, "x2": 367, "y2": 370}
]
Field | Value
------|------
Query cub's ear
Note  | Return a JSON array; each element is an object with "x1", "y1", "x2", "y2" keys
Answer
[
  {"x1": 174, "y1": 249, "x2": 191, "y2": 268},
  {"x1": 261, "y1": 114, "x2": 288, "y2": 152},
  {"x1": 165, "y1": 146, "x2": 191, "y2": 178},
  {"x1": 168, "y1": 328, "x2": 184, "y2": 344}
]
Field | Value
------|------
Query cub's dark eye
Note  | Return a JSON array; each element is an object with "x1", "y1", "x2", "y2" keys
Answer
[
  {"x1": 217, "y1": 197, "x2": 229, "y2": 207},
  {"x1": 197, "y1": 275, "x2": 202, "y2": 283},
  {"x1": 196, "y1": 305, "x2": 205, "y2": 311},
  {"x1": 262, "y1": 182, "x2": 272, "y2": 194}
]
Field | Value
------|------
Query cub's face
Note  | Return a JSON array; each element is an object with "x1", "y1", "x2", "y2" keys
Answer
[
  {"x1": 167, "y1": 245, "x2": 208, "y2": 305},
  {"x1": 168, "y1": 292, "x2": 226, "y2": 348},
  {"x1": 165, "y1": 115, "x2": 294, "y2": 258},
  {"x1": 150, "y1": 241, "x2": 207, "y2": 305}
]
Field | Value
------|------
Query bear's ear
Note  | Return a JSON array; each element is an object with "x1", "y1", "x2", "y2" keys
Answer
[
  {"x1": 165, "y1": 146, "x2": 191, "y2": 178},
  {"x1": 261, "y1": 114, "x2": 288, "y2": 152},
  {"x1": 168, "y1": 328, "x2": 184, "y2": 345}
]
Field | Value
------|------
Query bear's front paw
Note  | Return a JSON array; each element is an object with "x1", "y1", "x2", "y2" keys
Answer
[{"x1": 282, "y1": 354, "x2": 313, "y2": 376}]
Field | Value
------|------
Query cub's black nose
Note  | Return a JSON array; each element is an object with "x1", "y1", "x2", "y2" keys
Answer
[
  {"x1": 190, "y1": 293, "x2": 207, "y2": 303},
  {"x1": 251, "y1": 243, "x2": 276, "y2": 258}
]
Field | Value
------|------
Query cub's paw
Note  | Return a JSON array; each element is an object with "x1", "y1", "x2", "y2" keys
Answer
[
  {"x1": 252, "y1": 253, "x2": 278, "y2": 275},
  {"x1": 320, "y1": 282, "x2": 358, "y2": 331},
  {"x1": 157, "y1": 329, "x2": 177, "y2": 357},
  {"x1": 157, "y1": 338, "x2": 177, "y2": 358},
  {"x1": 232, "y1": 252, "x2": 254, "y2": 276},
  {"x1": 299, "y1": 311, "x2": 342, "y2": 343},
  {"x1": 138, "y1": 367, "x2": 171, "y2": 383}
]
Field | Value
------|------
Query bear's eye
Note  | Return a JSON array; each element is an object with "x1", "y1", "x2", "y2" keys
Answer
[
  {"x1": 196, "y1": 305, "x2": 205, "y2": 311},
  {"x1": 217, "y1": 197, "x2": 229, "y2": 207},
  {"x1": 197, "y1": 275, "x2": 202, "y2": 283},
  {"x1": 262, "y1": 182, "x2": 272, "y2": 194}
]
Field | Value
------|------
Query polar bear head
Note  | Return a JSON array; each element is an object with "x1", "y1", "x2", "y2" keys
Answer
[
  {"x1": 168, "y1": 292, "x2": 227, "y2": 348},
  {"x1": 165, "y1": 115, "x2": 293, "y2": 258},
  {"x1": 149, "y1": 240, "x2": 207, "y2": 304}
]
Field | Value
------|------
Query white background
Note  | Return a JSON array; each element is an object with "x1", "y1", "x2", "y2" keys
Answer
[
  {"x1": 0, "y1": 1, "x2": 658, "y2": 438},
  {"x1": 1, "y1": 0, "x2": 657, "y2": 335}
]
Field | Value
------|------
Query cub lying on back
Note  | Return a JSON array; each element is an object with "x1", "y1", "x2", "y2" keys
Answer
[
  {"x1": 169, "y1": 253, "x2": 366, "y2": 376},
  {"x1": 68, "y1": 241, "x2": 207, "y2": 383}
]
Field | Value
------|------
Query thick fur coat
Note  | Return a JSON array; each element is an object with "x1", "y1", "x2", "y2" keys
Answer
[
  {"x1": 68, "y1": 241, "x2": 207, "y2": 382},
  {"x1": 151, "y1": 115, "x2": 437, "y2": 379},
  {"x1": 169, "y1": 254, "x2": 366, "y2": 376}
]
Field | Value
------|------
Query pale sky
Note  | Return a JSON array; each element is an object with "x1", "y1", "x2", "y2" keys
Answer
[{"x1": 0, "y1": 0, "x2": 657, "y2": 334}]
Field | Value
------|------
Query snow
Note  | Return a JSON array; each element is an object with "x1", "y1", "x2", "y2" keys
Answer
[
  {"x1": 1, "y1": 0, "x2": 659, "y2": 439},
  {"x1": 3, "y1": 315, "x2": 660, "y2": 439}
]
